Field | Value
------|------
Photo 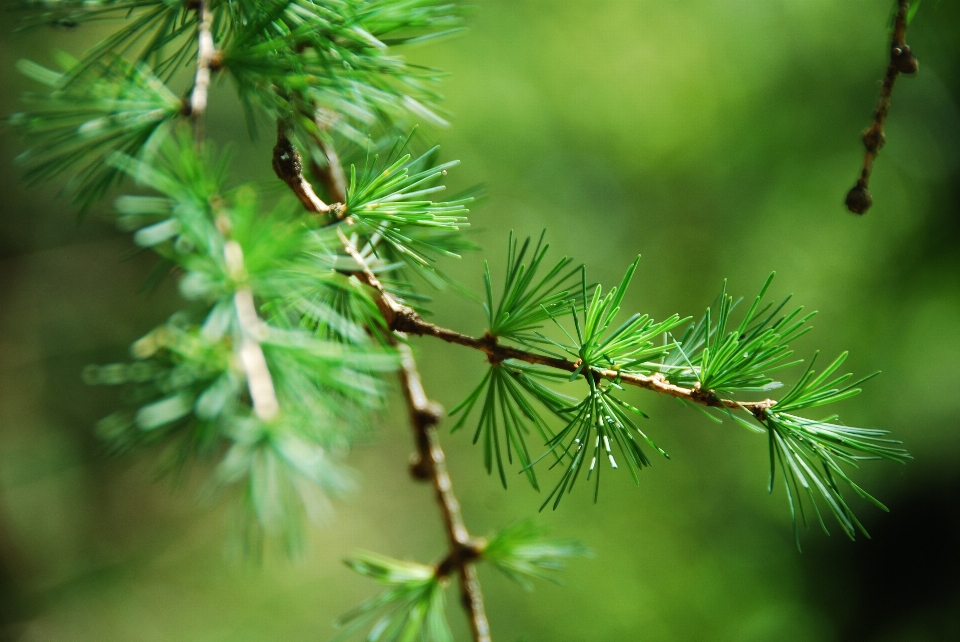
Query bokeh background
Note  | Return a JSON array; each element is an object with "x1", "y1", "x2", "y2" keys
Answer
[{"x1": 2, "y1": 1, "x2": 959, "y2": 640}]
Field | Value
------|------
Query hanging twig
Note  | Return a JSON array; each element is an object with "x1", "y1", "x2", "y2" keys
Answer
[
  {"x1": 845, "y1": 0, "x2": 918, "y2": 214},
  {"x1": 397, "y1": 343, "x2": 492, "y2": 642}
]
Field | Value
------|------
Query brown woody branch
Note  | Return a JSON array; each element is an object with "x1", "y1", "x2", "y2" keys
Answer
[
  {"x1": 294, "y1": 148, "x2": 491, "y2": 642},
  {"x1": 335, "y1": 276, "x2": 776, "y2": 419},
  {"x1": 846, "y1": 0, "x2": 918, "y2": 215},
  {"x1": 396, "y1": 342, "x2": 491, "y2": 642}
]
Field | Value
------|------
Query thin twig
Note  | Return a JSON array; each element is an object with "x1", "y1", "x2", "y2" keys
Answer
[
  {"x1": 332, "y1": 270, "x2": 776, "y2": 418},
  {"x1": 846, "y1": 0, "x2": 918, "y2": 215}
]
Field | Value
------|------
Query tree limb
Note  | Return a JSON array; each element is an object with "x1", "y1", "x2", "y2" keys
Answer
[{"x1": 397, "y1": 342, "x2": 491, "y2": 642}]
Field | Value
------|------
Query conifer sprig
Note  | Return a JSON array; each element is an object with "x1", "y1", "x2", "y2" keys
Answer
[
  {"x1": 333, "y1": 552, "x2": 453, "y2": 642},
  {"x1": 448, "y1": 361, "x2": 571, "y2": 489},
  {"x1": 485, "y1": 231, "x2": 584, "y2": 342},
  {"x1": 483, "y1": 521, "x2": 592, "y2": 590},
  {"x1": 343, "y1": 147, "x2": 470, "y2": 267},
  {"x1": 86, "y1": 131, "x2": 399, "y2": 550},
  {"x1": 13, "y1": 1, "x2": 202, "y2": 80},
  {"x1": 9, "y1": 54, "x2": 181, "y2": 211}
]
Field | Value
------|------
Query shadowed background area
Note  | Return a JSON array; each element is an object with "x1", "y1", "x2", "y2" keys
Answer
[{"x1": 1, "y1": 1, "x2": 959, "y2": 641}]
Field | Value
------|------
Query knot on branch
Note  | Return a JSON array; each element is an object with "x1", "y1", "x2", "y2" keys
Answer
[
  {"x1": 690, "y1": 384, "x2": 722, "y2": 407},
  {"x1": 481, "y1": 332, "x2": 503, "y2": 364},
  {"x1": 390, "y1": 305, "x2": 427, "y2": 334},
  {"x1": 414, "y1": 401, "x2": 444, "y2": 429},
  {"x1": 409, "y1": 453, "x2": 433, "y2": 481},
  {"x1": 891, "y1": 44, "x2": 919, "y2": 75},
  {"x1": 209, "y1": 50, "x2": 224, "y2": 72},
  {"x1": 435, "y1": 539, "x2": 485, "y2": 579},
  {"x1": 749, "y1": 400, "x2": 776, "y2": 421},
  {"x1": 407, "y1": 400, "x2": 443, "y2": 481}
]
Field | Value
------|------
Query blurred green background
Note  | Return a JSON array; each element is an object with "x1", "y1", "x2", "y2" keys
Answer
[{"x1": 2, "y1": 1, "x2": 959, "y2": 641}]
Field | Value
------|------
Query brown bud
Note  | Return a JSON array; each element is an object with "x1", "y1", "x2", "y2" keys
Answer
[
  {"x1": 845, "y1": 184, "x2": 873, "y2": 215},
  {"x1": 892, "y1": 45, "x2": 919, "y2": 75}
]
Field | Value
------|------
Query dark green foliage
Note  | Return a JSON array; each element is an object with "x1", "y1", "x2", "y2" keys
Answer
[
  {"x1": 334, "y1": 552, "x2": 452, "y2": 642},
  {"x1": 13, "y1": 2, "x2": 201, "y2": 79},
  {"x1": 483, "y1": 521, "x2": 592, "y2": 590},
  {"x1": 9, "y1": 0, "x2": 462, "y2": 209}
]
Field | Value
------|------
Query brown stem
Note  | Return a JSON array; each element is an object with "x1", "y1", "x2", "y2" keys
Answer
[
  {"x1": 846, "y1": 0, "x2": 918, "y2": 215},
  {"x1": 397, "y1": 343, "x2": 491, "y2": 642},
  {"x1": 382, "y1": 307, "x2": 775, "y2": 418}
]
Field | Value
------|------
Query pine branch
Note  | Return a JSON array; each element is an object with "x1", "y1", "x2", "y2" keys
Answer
[
  {"x1": 398, "y1": 343, "x2": 491, "y2": 642},
  {"x1": 220, "y1": 217, "x2": 280, "y2": 421},
  {"x1": 845, "y1": 0, "x2": 919, "y2": 214}
]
